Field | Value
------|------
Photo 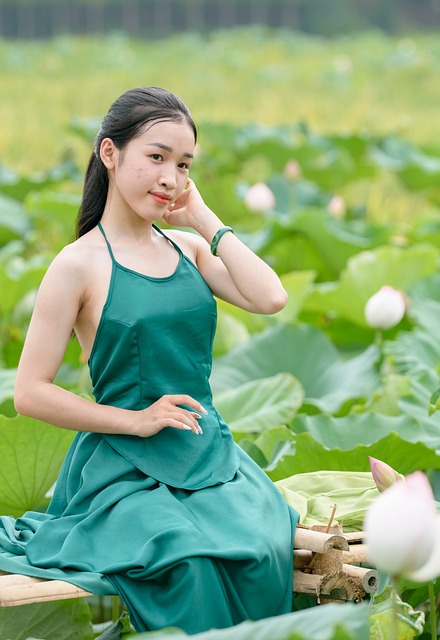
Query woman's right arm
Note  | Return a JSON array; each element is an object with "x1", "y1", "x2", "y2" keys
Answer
[{"x1": 14, "y1": 247, "x2": 203, "y2": 436}]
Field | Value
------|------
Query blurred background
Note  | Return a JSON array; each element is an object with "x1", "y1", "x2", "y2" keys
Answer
[
  {"x1": 2, "y1": 4, "x2": 440, "y2": 637},
  {"x1": 1, "y1": 0, "x2": 440, "y2": 172}
]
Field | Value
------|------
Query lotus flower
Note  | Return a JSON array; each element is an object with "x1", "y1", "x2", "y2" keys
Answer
[
  {"x1": 364, "y1": 286, "x2": 406, "y2": 330},
  {"x1": 284, "y1": 159, "x2": 302, "y2": 179},
  {"x1": 244, "y1": 183, "x2": 275, "y2": 213},
  {"x1": 369, "y1": 456, "x2": 404, "y2": 493},
  {"x1": 327, "y1": 195, "x2": 346, "y2": 219},
  {"x1": 364, "y1": 471, "x2": 440, "y2": 581}
]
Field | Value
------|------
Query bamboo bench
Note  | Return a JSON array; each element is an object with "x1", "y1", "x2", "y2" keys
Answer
[{"x1": 0, "y1": 526, "x2": 377, "y2": 607}]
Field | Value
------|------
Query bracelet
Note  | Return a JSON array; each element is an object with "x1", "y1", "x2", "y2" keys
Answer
[{"x1": 210, "y1": 226, "x2": 234, "y2": 256}]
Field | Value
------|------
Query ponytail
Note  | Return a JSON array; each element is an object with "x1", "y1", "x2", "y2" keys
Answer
[{"x1": 76, "y1": 152, "x2": 109, "y2": 238}]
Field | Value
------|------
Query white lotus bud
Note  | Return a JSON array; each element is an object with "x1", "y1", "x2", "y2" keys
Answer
[
  {"x1": 364, "y1": 286, "x2": 406, "y2": 330},
  {"x1": 327, "y1": 195, "x2": 346, "y2": 219},
  {"x1": 284, "y1": 160, "x2": 302, "y2": 180},
  {"x1": 244, "y1": 183, "x2": 275, "y2": 213},
  {"x1": 369, "y1": 457, "x2": 404, "y2": 493},
  {"x1": 364, "y1": 471, "x2": 440, "y2": 581}
]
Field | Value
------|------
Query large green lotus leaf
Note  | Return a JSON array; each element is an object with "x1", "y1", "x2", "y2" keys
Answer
[
  {"x1": 0, "y1": 156, "x2": 81, "y2": 202},
  {"x1": 130, "y1": 602, "x2": 369, "y2": 639},
  {"x1": 0, "y1": 598, "x2": 93, "y2": 640},
  {"x1": 254, "y1": 426, "x2": 296, "y2": 462},
  {"x1": 266, "y1": 408, "x2": 440, "y2": 482},
  {"x1": 0, "y1": 415, "x2": 75, "y2": 516},
  {"x1": 267, "y1": 176, "x2": 330, "y2": 213},
  {"x1": 292, "y1": 412, "x2": 440, "y2": 456},
  {"x1": 304, "y1": 244, "x2": 439, "y2": 327},
  {"x1": 406, "y1": 272, "x2": 440, "y2": 336},
  {"x1": 384, "y1": 329, "x2": 440, "y2": 383},
  {"x1": 216, "y1": 270, "x2": 317, "y2": 333},
  {"x1": 211, "y1": 324, "x2": 380, "y2": 413},
  {"x1": 24, "y1": 191, "x2": 81, "y2": 253},
  {"x1": 249, "y1": 208, "x2": 391, "y2": 280},
  {"x1": 0, "y1": 265, "x2": 46, "y2": 315},
  {"x1": 372, "y1": 136, "x2": 440, "y2": 193},
  {"x1": 213, "y1": 310, "x2": 250, "y2": 357},
  {"x1": 369, "y1": 587, "x2": 425, "y2": 640},
  {"x1": 261, "y1": 229, "x2": 335, "y2": 279},
  {"x1": 407, "y1": 215, "x2": 440, "y2": 249},
  {"x1": 0, "y1": 194, "x2": 31, "y2": 246},
  {"x1": 0, "y1": 369, "x2": 16, "y2": 407},
  {"x1": 369, "y1": 136, "x2": 426, "y2": 172},
  {"x1": 214, "y1": 373, "x2": 304, "y2": 433},
  {"x1": 212, "y1": 259, "x2": 319, "y2": 344},
  {"x1": 275, "y1": 270, "x2": 317, "y2": 323},
  {"x1": 266, "y1": 431, "x2": 440, "y2": 482}
]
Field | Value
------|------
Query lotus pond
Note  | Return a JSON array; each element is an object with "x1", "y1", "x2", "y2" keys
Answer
[{"x1": 1, "y1": 26, "x2": 440, "y2": 640}]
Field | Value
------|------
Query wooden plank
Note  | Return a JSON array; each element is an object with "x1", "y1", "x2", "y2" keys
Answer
[{"x1": 0, "y1": 574, "x2": 93, "y2": 607}]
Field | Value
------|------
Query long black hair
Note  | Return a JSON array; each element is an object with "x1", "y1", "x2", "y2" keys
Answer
[{"x1": 76, "y1": 87, "x2": 197, "y2": 238}]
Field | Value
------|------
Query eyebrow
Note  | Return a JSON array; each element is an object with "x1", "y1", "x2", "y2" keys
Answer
[{"x1": 146, "y1": 142, "x2": 194, "y2": 159}]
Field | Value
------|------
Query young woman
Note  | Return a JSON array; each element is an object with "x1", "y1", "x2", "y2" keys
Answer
[{"x1": 0, "y1": 87, "x2": 299, "y2": 634}]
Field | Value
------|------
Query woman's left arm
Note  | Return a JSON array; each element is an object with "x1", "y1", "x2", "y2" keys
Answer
[{"x1": 163, "y1": 180, "x2": 287, "y2": 315}]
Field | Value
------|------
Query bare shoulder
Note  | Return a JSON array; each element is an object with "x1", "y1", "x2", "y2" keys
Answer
[
  {"x1": 41, "y1": 229, "x2": 105, "y2": 295},
  {"x1": 163, "y1": 228, "x2": 204, "y2": 260}
]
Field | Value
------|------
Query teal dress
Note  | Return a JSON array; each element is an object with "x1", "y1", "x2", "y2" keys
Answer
[{"x1": 0, "y1": 224, "x2": 299, "y2": 634}]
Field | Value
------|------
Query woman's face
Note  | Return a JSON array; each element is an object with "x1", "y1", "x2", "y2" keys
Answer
[{"x1": 105, "y1": 119, "x2": 195, "y2": 223}]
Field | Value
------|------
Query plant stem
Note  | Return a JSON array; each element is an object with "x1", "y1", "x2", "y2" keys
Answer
[
  {"x1": 391, "y1": 578, "x2": 399, "y2": 640},
  {"x1": 111, "y1": 595, "x2": 120, "y2": 623},
  {"x1": 374, "y1": 330, "x2": 383, "y2": 348},
  {"x1": 428, "y1": 581, "x2": 437, "y2": 640}
]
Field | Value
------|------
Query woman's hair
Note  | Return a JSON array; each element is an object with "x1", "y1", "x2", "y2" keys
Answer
[{"x1": 76, "y1": 87, "x2": 197, "y2": 238}]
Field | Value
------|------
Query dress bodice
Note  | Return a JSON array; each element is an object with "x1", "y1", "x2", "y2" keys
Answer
[{"x1": 87, "y1": 223, "x2": 239, "y2": 489}]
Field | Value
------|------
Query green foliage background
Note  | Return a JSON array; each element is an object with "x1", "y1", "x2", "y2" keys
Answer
[{"x1": 1, "y1": 26, "x2": 440, "y2": 640}]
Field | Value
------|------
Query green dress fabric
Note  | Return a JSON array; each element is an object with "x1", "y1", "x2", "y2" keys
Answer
[{"x1": 0, "y1": 224, "x2": 299, "y2": 634}]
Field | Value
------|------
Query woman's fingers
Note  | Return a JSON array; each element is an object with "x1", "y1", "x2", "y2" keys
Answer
[
  {"x1": 165, "y1": 394, "x2": 208, "y2": 415},
  {"x1": 139, "y1": 394, "x2": 206, "y2": 436},
  {"x1": 165, "y1": 417, "x2": 203, "y2": 435}
]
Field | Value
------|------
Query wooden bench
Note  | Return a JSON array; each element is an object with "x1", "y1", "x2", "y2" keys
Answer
[
  {"x1": 0, "y1": 571, "x2": 93, "y2": 607},
  {"x1": 0, "y1": 527, "x2": 376, "y2": 607}
]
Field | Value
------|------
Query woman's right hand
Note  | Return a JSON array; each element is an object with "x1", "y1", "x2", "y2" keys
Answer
[{"x1": 131, "y1": 394, "x2": 207, "y2": 437}]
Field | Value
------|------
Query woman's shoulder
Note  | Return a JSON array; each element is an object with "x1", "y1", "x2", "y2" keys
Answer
[
  {"x1": 163, "y1": 227, "x2": 203, "y2": 258},
  {"x1": 46, "y1": 228, "x2": 104, "y2": 281}
]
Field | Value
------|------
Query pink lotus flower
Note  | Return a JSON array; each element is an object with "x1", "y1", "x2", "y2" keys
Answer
[
  {"x1": 364, "y1": 471, "x2": 440, "y2": 581},
  {"x1": 284, "y1": 160, "x2": 302, "y2": 180},
  {"x1": 369, "y1": 456, "x2": 404, "y2": 493},
  {"x1": 244, "y1": 183, "x2": 276, "y2": 213},
  {"x1": 327, "y1": 195, "x2": 346, "y2": 219},
  {"x1": 364, "y1": 286, "x2": 406, "y2": 330}
]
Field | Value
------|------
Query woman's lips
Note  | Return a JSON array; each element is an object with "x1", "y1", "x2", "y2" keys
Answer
[{"x1": 150, "y1": 192, "x2": 171, "y2": 205}]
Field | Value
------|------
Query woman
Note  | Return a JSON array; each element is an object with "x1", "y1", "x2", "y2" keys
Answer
[{"x1": 0, "y1": 87, "x2": 299, "y2": 634}]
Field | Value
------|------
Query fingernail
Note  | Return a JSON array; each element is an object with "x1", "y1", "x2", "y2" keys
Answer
[
  {"x1": 191, "y1": 412, "x2": 202, "y2": 419},
  {"x1": 183, "y1": 424, "x2": 192, "y2": 431},
  {"x1": 200, "y1": 405, "x2": 208, "y2": 415}
]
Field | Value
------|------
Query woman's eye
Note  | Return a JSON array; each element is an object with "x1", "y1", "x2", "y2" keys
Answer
[
  {"x1": 178, "y1": 162, "x2": 190, "y2": 170},
  {"x1": 150, "y1": 154, "x2": 163, "y2": 161}
]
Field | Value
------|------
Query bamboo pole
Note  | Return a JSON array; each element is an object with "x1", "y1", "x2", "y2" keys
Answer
[
  {"x1": 344, "y1": 543, "x2": 369, "y2": 564},
  {"x1": 293, "y1": 570, "x2": 321, "y2": 595},
  {"x1": 342, "y1": 564, "x2": 378, "y2": 593},
  {"x1": 294, "y1": 527, "x2": 350, "y2": 553}
]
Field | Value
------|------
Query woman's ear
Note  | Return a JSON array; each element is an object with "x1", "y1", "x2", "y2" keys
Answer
[{"x1": 100, "y1": 138, "x2": 118, "y2": 169}]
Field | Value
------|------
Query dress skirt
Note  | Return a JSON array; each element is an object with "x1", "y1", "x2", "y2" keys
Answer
[{"x1": 0, "y1": 432, "x2": 298, "y2": 634}]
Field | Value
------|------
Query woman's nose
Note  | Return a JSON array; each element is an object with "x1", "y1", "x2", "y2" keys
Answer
[{"x1": 160, "y1": 166, "x2": 177, "y2": 189}]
